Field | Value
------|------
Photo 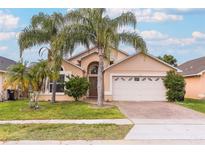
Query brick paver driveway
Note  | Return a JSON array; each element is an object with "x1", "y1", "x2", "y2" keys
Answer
[{"x1": 115, "y1": 101, "x2": 205, "y2": 119}]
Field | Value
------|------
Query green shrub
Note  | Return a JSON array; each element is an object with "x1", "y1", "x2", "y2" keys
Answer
[
  {"x1": 65, "y1": 76, "x2": 89, "y2": 101},
  {"x1": 163, "y1": 71, "x2": 185, "y2": 102}
]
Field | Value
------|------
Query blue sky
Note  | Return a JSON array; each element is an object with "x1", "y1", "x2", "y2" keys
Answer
[{"x1": 0, "y1": 8, "x2": 205, "y2": 64}]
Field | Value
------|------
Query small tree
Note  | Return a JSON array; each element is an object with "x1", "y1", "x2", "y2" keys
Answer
[
  {"x1": 163, "y1": 71, "x2": 185, "y2": 102},
  {"x1": 65, "y1": 76, "x2": 89, "y2": 101},
  {"x1": 4, "y1": 62, "x2": 29, "y2": 99},
  {"x1": 28, "y1": 60, "x2": 49, "y2": 109}
]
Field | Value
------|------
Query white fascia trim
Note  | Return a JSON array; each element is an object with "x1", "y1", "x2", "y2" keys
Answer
[
  {"x1": 0, "y1": 70, "x2": 7, "y2": 73},
  {"x1": 79, "y1": 50, "x2": 98, "y2": 60},
  {"x1": 104, "y1": 54, "x2": 136, "y2": 71},
  {"x1": 199, "y1": 70, "x2": 205, "y2": 75},
  {"x1": 184, "y1": 74, "x2": 200, "y2": 77},
  {"x1": 183, "y1": 70, "x2": 205, "y2": 77},
  {"x1": 63, "y1": 59, "x2": 85, "y2": 71},
  {"x1": 104, "y1": 72, "x2": 167, "y2": 96}
]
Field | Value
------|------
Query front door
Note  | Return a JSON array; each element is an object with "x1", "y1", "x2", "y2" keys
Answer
[{"x1": 89, "y1": 77, "x2": 97, "y2": 97}]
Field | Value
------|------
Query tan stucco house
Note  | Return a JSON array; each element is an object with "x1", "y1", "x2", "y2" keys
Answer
[
  {"x1": 178, "y1": 56, "x2": 205, "y2": 99},
  {"x1": 0, "y1": 56, "x2": 16, "y2": 101},
  {"x1": 39, "y1": 47, "x2": 180, "y2": 102}
]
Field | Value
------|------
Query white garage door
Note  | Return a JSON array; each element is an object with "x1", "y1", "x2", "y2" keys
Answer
[{"x1": 112, "y1": 76, "x2": 166, "y2": 101}]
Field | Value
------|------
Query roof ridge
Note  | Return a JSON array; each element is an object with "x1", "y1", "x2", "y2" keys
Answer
[
  {"x1": 68, "y1": 47, "x2": 129, "y2": 60},
  {"x1": 67, "y1": 47, "x2": 97, "y2": 60},
  {"x1": 179, "y1": 56, "x2": 205, "y2": 66}
]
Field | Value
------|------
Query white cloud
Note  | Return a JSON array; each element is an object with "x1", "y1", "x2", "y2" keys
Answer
[
  {"x1": 192, "y1": 31, "x2": 205, "y2": 39},
  {"x1": 0, "y1": 11, "x2": 19, "y2": 30},
  {"x1": 135, "y1": 9, "x2": 183, "y2": 22},
  {"x1": 0, "y1": 46, "x2": 8, "y2": 51},
  {"x1": 106, "y1": 8, "x2": 132, "y2": 18},
  {"x1": 0, "y1": 32, "x2": 17, "y2": 40},
  {"x1": 136, "y1": 29, "x2": 205, "y2": 49},
  {"x1": 139, "y1": 30, "x2": 205, "y2": 47},
  {"x1": 162, "y1": 37, "x2": 195, "y2": 46},
  {"x1": 117, "y1": 27, "x2": 199, "y2": 47},
  {"x1": 140, "y1": 30, "x2": 168, "y2": 40},
  {"x1": 106, "y1": 9, "x2": 183, "y2": 23},
  {"x1": 162, "y1": 32, "x2": 205, "y2": 46}
]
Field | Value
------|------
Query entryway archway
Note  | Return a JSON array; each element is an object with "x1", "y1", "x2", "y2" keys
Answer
[{"x1": 87, "y1": 62, "x2": 98, "y2": 97}]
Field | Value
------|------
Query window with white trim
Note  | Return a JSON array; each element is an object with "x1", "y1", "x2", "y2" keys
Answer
[{"x1": 49, "y1": 67, "x2": 67, "y2": 93}]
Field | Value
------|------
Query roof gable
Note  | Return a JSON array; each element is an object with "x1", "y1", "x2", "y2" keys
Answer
[
  {"x1": 62, "y1": 59, "x2": 84, "y2": 71},
  {"x1": 104, "y1": 52, "x2": 180, "y2": 72},
  {"x1": 68, "y1": 47, "x2": 97, "y2": 61},
  {"x1": 79, "y1": 50, "x2": 98, "y2": 60},
  {"x1": 68, "y1": 47, "x2": 129, "y2": 61}
]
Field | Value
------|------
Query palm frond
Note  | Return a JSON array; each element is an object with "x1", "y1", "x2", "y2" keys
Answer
[
  {"x1": 18, "y1": 26, "x2": 50, "y2": 56},
  {"x1": 31, "y1": 12, "x2": 50, "y2": 28},
  {"x1": 119, "y1": 32, "x2": 147, "y2": 52},
  {"x1": 112, "y1": 11, "x2": 137, "y2": 29}
]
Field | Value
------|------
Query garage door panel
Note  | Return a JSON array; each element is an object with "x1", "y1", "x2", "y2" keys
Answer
[{"x1": 112, "y1": 76, "x2": 166, "y2": 101}]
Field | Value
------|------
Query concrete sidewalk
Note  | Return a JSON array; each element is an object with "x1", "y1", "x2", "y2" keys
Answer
[
  {"x1": 130, "y1": 119, "x2": 205, "y2": 124},
  {"x1": 0, "y1": 119, "x2": 132, "y2": 125},
  {"x1": 125, "y1": 119, "x2": 205, "y2": 140}
]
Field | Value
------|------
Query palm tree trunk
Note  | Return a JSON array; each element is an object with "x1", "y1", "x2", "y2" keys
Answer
[
  {"x1": 34, "y1": 91, "x2": 40, "y2": 109},
  {"x1": 51, "y1": 80, "x2": 57, "y2": 103},
  {"x1": 97, "y1": 48, "x2": 104, "y2": 106}
]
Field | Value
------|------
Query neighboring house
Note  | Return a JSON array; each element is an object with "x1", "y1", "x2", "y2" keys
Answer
[
  {"x1": 178, "y1": 56, "x2": 205, "y2": 99},
  {"x1": 0, "y1": 56, "x2": 16, "y2": 101},
  {"x1": 39, "y1": 47, "x2": 180, "y2": 102}
]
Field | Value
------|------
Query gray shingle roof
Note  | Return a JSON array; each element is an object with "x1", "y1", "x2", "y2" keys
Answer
[
  {"x1": 178, "y1": 56, "x2": 205, "y2": 76},
  {"x1": 0, "y1": 56, "x2": 16, "y2": 72}
]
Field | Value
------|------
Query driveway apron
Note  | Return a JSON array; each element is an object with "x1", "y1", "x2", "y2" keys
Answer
[{"x1": 115, "y1": 101, "x2": 205, "y2": 140}]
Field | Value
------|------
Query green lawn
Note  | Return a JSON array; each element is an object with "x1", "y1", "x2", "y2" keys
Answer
[
  {"x1": 0, "y1": 100, "x2": 125, "y2": 120},
  {"x1": 0, "y1": 124, "x2": 132, "y2": 141},
  {"x1": 178, "y1": 98, "x2": 205, "y2": 113}
]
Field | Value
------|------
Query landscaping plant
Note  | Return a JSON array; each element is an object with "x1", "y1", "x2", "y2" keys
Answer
[
  {"x1": 28, "y1": 60, "x2": 50, "y2": 109},
  {"x1": 65, "y1": 76, "x2": 89, "y2": 101},
  {"x1": 18, "y1": 12, "x2": 76, "y2": 103},
  {"x1": 163, "y1": 71, "x2": 186, "y2": 102}
]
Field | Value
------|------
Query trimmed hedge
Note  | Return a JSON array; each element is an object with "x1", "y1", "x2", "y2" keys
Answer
[
  {"x1": 65, "y1": 76, "x2": 89, "y2": 101},
  {"x1": 163, "y1": 71, "x2": 185, "y2": 102}
]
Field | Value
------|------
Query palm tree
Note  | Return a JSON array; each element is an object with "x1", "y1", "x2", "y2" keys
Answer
[
  {"x1": 4, "y1": 62, "x2": 29, "y2": 99},
  {"x1": 66, "y1": 9, "x2": 147, "y2": 106},
  {"x1": 28, "y1": 60, "x2": 50, "y2": 109},
  {"x1": 18, "y1": 12, "x2": 75, "y2": 103}
]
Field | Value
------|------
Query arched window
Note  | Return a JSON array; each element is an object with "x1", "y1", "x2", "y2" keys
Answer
[{"x1": 88, "y1": 62, "x2": 98, "y2": 74}]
